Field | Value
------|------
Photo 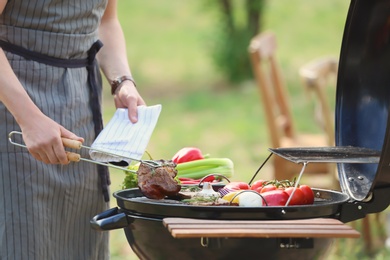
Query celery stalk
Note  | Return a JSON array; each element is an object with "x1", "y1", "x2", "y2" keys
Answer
[
  {"x1": 176, "y1": 158, "x2": 234, "y2": 179},
  {"x1": 177, "y1": 166, "x2": 233, "y2": 179},
  {"x1": 176, "y1": 158, "x2": 233, "y2": 171}
]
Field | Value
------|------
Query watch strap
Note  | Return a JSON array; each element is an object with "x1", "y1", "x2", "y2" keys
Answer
[{"x1": 111, "y1": 76, "x2": 136, "y2": 95}]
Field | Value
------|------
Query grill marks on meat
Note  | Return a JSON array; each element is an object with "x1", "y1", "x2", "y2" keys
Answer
[{"x1": 137, "y1": 160, "x2": 181, "y2": 199}]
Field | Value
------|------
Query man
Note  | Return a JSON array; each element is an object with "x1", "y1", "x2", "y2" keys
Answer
[{"x1": 0, "y1": 0, "x2": 144, "y2": 258}]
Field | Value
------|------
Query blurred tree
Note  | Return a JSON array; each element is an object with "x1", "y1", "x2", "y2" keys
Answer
[{"x1": 207, "y1": 0, "x2": 266, "y2": 85}]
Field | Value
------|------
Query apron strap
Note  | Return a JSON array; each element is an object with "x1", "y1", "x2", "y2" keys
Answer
[
  {"x1": 0, "y1": 39, "x2": 88, "y2": 68},
  {"x1": 86, "y1": 41, "x2": 111, "y2": 202}
]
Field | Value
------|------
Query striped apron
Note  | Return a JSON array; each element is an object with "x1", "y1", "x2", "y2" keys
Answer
[{"x1": 0, "y1": 0, "x2": 110, "y2": 259}]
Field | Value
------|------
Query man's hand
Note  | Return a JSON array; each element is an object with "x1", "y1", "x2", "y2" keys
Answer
[{"x1": 113, "y1": 81, "x2": 146, "y2": 123}]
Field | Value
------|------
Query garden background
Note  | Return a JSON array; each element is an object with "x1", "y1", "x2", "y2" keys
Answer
[{"x1": 101, "y1": 1, "x2": 390, "y2": 259}]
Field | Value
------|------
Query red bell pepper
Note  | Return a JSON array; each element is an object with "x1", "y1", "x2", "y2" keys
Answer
[
  {"x1": 178, "y1": 176, "x2": 215, "y2": 185},
  {"x1": 180, "y1": 180, "x2": 202, "y2": 185},
  {"x1": 172, "y1": 147, "x2": 204, "y2": 164}
]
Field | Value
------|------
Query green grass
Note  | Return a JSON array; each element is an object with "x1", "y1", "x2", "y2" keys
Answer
[{"x1": 103, "y1": 1, "x2": 390, "y2": 259}]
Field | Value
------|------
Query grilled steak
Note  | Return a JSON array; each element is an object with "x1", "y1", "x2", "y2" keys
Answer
[{"x1": 137, "y1": 160, "x2": 181, "y2": 199}]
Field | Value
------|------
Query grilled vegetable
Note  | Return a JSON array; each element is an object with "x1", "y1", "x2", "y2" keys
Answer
[
  {"x1": 249, "y1": 178, "x2": 315, "y2": 206},
  {"x1": 179, "y1": 176, "x2": 216, "y2": 185},
  {"x1": 260, "y1": 184, "x2": 277, "y2": 193},
  {"x1": 284, "y1": 187, "x2": 306, "y2": 205},
  {"x1": 222, "y1": 191, "x2": 242, "y2": 204},
  {"x1": 222, "y1": 190, "x2": 264, "y2": 207},
  {"x1": 175, "y1": 158, "x2": 234, "y2": 179},
  {"x1": 122, "y1": 163, "x2": 140, "y2": 189},
  {"x1": 172, "y1": 147, "x2": 204, "y2": 164},
  {"x1": 238, "y1": 192, "x2": 264, "y2": 207},
  {"x1": 224, "y1": 181, "x2": 250, "y2": 191},
  {"x1": 260, "y1": 189, "x2": 289, "y2": 206},
  {"x1": 250, "y1": 179, "x2": 266, "y2": 193},
  {"x1": 299, "y1": 185, "x2": 315, "y2": 204},
  {"x1": 195, "y1": 182, "x2": 220, "y2": 198}
]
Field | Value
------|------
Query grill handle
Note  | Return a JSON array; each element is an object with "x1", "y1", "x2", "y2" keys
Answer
[
  {"x1": 90, "y1": 207, "x2": 130, "y2": 231},
  {"x1": 90, "y1": 207, "x2": 164, "y2": 231}
]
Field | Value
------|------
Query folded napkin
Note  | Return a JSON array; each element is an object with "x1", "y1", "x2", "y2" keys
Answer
[{"x1": 89, "y1": 105, "x2": 162, "y2": 164}]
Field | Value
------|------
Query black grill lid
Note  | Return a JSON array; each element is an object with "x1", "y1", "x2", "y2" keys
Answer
[{"x1": 336, "y1": 0, "x2": 390, "y2": 200}]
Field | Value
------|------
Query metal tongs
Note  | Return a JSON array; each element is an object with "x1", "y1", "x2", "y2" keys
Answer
[{"x1": 8, "y1": 131, "x2": 162, "y2": 172}]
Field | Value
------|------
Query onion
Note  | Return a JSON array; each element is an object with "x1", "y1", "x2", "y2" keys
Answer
[{"x1": 238, "y1": 191, "x2": 264, "y2": 207}]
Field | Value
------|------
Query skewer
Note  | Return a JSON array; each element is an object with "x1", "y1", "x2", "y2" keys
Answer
[
  {"x1": 284, "y1": 162, "x2": 307, "y2": 207},
  {"x1": 248, "y1": 153, "x2": 272, "y2": 185}
]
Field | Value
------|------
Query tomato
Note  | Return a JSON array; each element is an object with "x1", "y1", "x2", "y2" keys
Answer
[
  {"x1": 284, "y1": 187, "x2": 306, "y2": 205},
  {"x1": 260, "y1": 190, "x2": 289, "y2": 206},
  {"x1": 260, "y1": 184, "x2": 277, "y2": 193},
  {"x1": 224, "y1": 182, "x2": 250, "y2": 191},
  {"x1": 248, "y1": 179, "x2": 315, "y2": 206},
  {"x1": 299, "y1": 185, "x2": 315, "y2": 204},
  {"x1": 250, "y1": 180, "x2": 266, "y2": 193}
]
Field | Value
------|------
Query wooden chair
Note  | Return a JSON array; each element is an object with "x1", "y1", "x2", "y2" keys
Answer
[
  {"x1": 298, "y1": 57, "x2": 339, "y2": 188},
  {"x1": 299, "y1": 57, "x2": 386, "y2": 254},
  {"x1": 248, "y1": 31, "x2": 335, "y2": 188},
  {"x1": 299, "y1": 57, "x2": 338, "y2": 146}
]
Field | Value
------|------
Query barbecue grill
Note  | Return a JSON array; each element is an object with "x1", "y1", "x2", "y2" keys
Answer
[{"x1": 90, "y1": 0, "x2": 390, "y2": 259}]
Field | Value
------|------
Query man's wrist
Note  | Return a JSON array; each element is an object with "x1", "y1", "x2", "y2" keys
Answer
[{"x1": 110, "y1": 76, "x2": 136, "y2": 95}]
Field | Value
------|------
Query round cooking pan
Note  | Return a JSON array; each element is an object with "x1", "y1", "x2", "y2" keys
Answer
[{"x1": 112, "y1": 186, "x2": 349, "y2": 221}]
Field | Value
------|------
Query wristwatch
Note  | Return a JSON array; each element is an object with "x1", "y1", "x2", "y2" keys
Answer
[{"x1": 110, "y1": 76, "x2": 136, "y2": 95}]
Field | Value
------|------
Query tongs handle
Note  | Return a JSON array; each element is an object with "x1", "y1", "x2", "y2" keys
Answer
[
  {"x1": 8, "y1": 131, "x2": 137, "y2": 172},
  {"x1": 18, "y1": 132, "x2": 161, "y2": 168},
  {"x1": 8, "y1": 131, "x2": 83, "y2": 162},
  {"x1": 62, "y1": 138, "x2": 82, "y2": 162},
  {"x1": 66, "y1": 152, "x2": 81, "y2": 162},
  {"x1": 62, "y1": 138, "x2": 82, "y2": 150}
]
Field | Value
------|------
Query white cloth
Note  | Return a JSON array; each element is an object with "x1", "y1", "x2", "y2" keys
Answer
[{"x1": 89, "y1": 105, "x2": 162, "y2": 164}]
